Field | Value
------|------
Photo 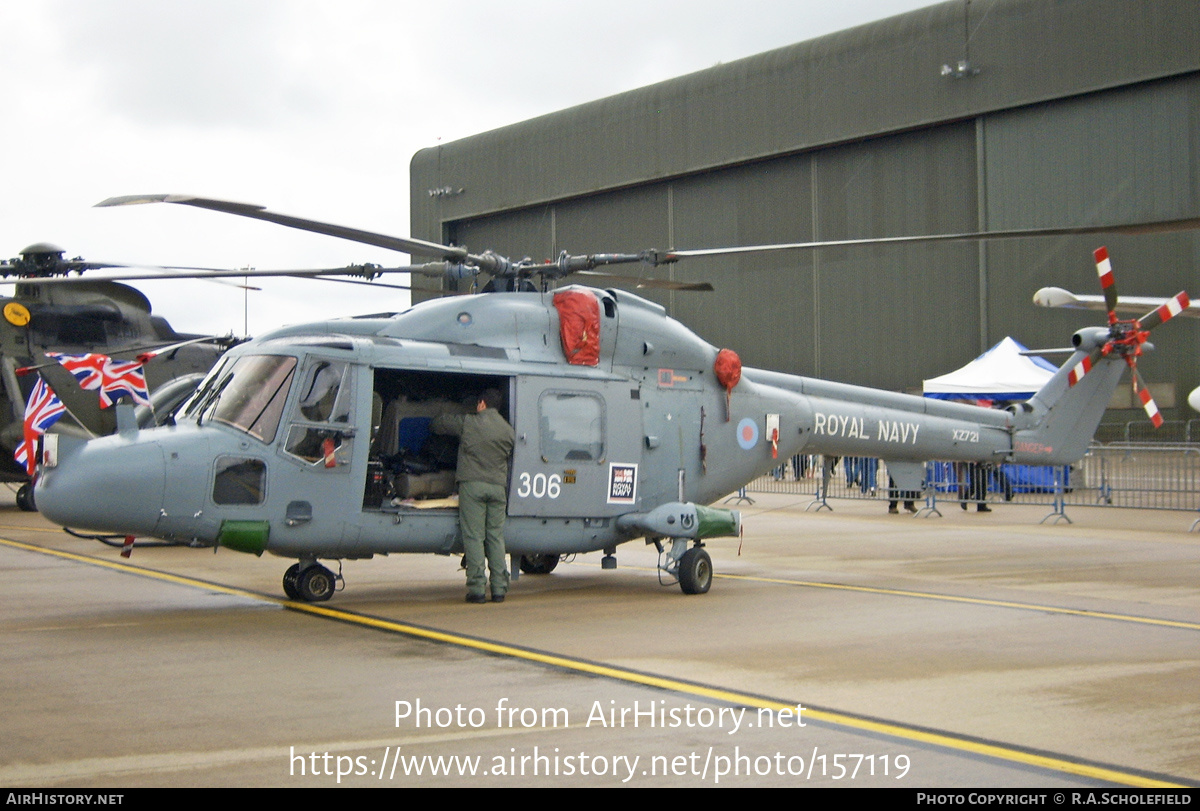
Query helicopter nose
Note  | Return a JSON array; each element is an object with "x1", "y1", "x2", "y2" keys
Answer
[{"x1": 35, "y1": 434, "x2": 166, "y2": 536}]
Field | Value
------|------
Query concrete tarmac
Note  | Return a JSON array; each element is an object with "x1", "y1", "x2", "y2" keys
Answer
[{"x1": 1, "y1": 491, "x2": 1197, "y2": 787}]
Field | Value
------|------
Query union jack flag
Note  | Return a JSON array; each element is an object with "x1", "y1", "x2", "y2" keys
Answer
[
  {"x1": 47, "y1": 352, "x2": 150, "y2": 408},
  {"x1": 98, "y1": 359, "x2": 150, "y2": 408},
  {"x1": 46, "y1": 352, "x2": 106, "y2": 390},
  {"x1": 14, "y1": 378, "x2": 66, "y2": 476}
]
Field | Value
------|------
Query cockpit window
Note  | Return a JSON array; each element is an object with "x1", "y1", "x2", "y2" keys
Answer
[
  {"x1": 180, "y1": 356, "x2": 232, "y2": 419},
  {"x1": 204, "y1": 355, "x2": 297, "y2": 443}
]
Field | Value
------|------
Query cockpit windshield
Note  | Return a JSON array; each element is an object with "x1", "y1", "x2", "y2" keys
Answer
[{"x1": 187, "y1": 355, "x2": 297, "y2": 443}]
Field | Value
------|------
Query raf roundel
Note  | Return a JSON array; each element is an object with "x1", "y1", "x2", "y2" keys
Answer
[{"x1": 736, "y1": 417, "x2": 759, "y2": 450}]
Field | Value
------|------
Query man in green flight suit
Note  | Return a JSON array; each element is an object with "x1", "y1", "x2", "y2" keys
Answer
[{"x1": 432, "y1": 388, "x2": 515, "y2": 603}]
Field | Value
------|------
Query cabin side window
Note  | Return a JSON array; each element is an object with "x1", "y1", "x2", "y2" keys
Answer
[
  {"x1": 538, "y1": 391, "x2": 604, "y2": 462},
  {"x1": 295, "y1": 360, "x2": 352, "y2": 423},
  {"x1": 212, "y1": 456, "x2": 266, "y2": 505},
  {"x1": 283, "y1": 360, "x2": 354, "y2": 469}
]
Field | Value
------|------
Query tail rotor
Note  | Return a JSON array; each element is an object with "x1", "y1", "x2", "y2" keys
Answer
[{"x1": 1066, "y1": 247, "x2": 1189, "y2": 428}]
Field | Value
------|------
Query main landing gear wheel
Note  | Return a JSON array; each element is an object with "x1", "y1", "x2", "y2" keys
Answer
[
  {"x1": 678, "y1": 547, "x2": 712, "y2": 595},
  {"x1": 519, "y1": 554, "x2": 560, "y2": 575},
  {"x1": 15, "y1": 483, "x2": 35, "y2": 512}
]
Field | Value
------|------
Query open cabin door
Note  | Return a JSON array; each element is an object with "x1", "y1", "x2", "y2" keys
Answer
[
  {"x1": 509, "y1": 375, "x2": 643, "y2": 518},
  {"x1": 266, "y1": 356, "x2": 363, "y2": 541}
]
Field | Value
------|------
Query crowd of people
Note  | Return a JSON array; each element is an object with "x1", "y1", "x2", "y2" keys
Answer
[{"x1": 771, "y1": 455, "x2": 1010, "y2": 514}]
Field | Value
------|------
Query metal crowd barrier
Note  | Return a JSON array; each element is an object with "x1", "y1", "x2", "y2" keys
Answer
[
  {"x1": 1095, "y1": 419, "x2": 1200, "y2": 444},
  {"x1": 747, "y1": 443, "x2": 1200, "y2": 521}
]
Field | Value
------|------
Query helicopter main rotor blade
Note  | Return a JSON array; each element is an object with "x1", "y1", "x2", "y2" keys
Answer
[
  {"x1": 0, "y1": 260, "x2": 262, "y2": 290},
  {"x1": 16, "y1": 335, "x2": 243, "y2": 375},
  {"x1": 570, "y1": 270, "x2": 714, "y2": 291},
  {"x1": 15, "y1": 263, "x2": 446, "y2": 285},
  {"x1": 134, "y1": 334, "x2": 246, "y2": 362},
  {"x1": 308, "y1": 275, "x2": 425, "y2": 292},
  {"x1": 94, "y1": 195, "x2": 1200, "y2": 294},
  {"x1": 96, "y1": 194, "x2": 469, "y2": 263},
  {"x1": 662, "y1": 216, "x2": 1200, "y2": 261},
  {"x1": 143, "y1": 265, "x2": 261, "y2": 291},
  {"x1": 1032, "y1": 286, "x2": 1200, "y2": 318},
  {"x1": 0, "y1": 258, "x2": 126, "y2": 277}
]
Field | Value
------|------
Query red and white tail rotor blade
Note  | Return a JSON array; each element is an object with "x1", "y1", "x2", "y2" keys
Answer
[
  {"x1": 1130, "y1": 366, "x2": 1163, "y2": 427},
  {"x1": 1093, "y1": 247, "x2": 1119, "y2": 326},
  {"x1": 1138, "y1": 291, "x2": 1190, "y2": 331},
  {"x1": 1067, "y1": 348, "x2": 1106, "y2": 387}
]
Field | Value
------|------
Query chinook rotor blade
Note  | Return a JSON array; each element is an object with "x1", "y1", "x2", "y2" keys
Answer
[
  {"x1": 662, "y1": 216, "x2": 1200, "y2": 261},
  {"x1": 1, "y1": 254, "x2": 128, "y2": 278},
  {"x1": 96, "y1": 195, "x2": 469, "y2": 262}
]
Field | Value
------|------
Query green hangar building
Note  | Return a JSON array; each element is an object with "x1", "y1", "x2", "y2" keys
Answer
[{"x1": 410, "y1": 0, "x2": 1200, "y2": 422}]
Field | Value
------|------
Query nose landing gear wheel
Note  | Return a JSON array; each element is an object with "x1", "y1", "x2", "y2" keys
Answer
[
  {"x1": 284, "y1": 563, "x2": 337, "y2": 602},
  {"x1": 298, "y1": 564, "x2": 337, "y2": 602},
  {"x1": 15, "y1": 483, "x2": 35, "y2": 512},
  {"x1": 678, "y1": 547, "x2": 712, "y2": 595},
  {"x1": 282, "y1": 564, "x2": 301, "y2": 600}
]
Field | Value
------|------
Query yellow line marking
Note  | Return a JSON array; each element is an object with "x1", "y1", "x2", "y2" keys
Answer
[
  {"x1": 0, "y1": 536, "x2": 269, "y2": 601},
  {"x1": 713, "y1": 572, "x2": 1200, "y2": 631},
  {"x1": 0, "y1": 536, "x2": 1187, "y2": 788},
  {"x1": 0, "y1": 523, "x2": 74, "y2": 534},
  {"x1": 603, "y1": 559, "x2": 1200, "y2": 632}
]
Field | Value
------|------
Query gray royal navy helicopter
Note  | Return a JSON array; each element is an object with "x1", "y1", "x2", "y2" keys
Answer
[{"x1": 28, "y1": 195, "x2": 1197, "y2": 601}]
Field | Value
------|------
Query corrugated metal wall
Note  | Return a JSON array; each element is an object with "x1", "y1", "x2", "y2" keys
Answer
[{"x1": 411, "y1": 0, "x2": 1200, "y2": 414}]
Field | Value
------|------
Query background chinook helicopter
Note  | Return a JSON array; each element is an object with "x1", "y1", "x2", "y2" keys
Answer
[
  {"x1": 0, "y1": 241, "x2": 243, "y2": 509},
  {"x1": 27, "y1": 195, "x2": 1196, "y2": 602}
]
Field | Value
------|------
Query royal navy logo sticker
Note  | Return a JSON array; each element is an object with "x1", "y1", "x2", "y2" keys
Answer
[
  {"x1": 736, "y1": 417, "x2": 759, "y2": 450},
  {"x1": 607, "y1": 463, "x2": 638, "y2": 505}
]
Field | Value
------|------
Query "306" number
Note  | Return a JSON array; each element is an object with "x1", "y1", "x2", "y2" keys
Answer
[{"x1": 516, "y1": 472, "x2": 561, "y2": 499}]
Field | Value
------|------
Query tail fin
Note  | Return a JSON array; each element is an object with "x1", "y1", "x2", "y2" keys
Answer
[{"x1": 1013, "y1": 340, "x2": 1126, "y2": 464}]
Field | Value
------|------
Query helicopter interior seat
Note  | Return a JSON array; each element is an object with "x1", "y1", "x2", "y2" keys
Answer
[
  {"x1": 371, "y1": 397, "x2": 400, "y2": 459},
  {"x1": 372, "y1": 396, "x2": 468, "y2": 459},
  {"x1": 396, "y1": 416, "x2": 432, "y2": 456},
  {"x1": 366, "y1": 394, "x2": 472, "y2": 504}
]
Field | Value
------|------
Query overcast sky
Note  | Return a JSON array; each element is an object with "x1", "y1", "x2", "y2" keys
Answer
[{"x1": 1, "y1": 0, "x2": 936, "y2": 337}]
